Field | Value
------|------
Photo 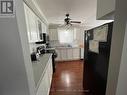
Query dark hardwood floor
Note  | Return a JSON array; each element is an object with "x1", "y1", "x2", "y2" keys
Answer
[{"x1": 49, "y1": 60, "x2": 90, "y2": 95}]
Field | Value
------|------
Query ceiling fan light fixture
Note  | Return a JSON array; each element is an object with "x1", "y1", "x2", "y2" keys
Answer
[
  {"x1": 59, "y1": 14, "x2": 81, "y2": 31},
  {"x1": 64, "y1": 13, "x2": 81, "y2": 25}
]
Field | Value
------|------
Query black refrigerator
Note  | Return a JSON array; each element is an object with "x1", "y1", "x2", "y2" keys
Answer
[{"x1": 83, "y1": 22, "x2": 113, "y2": 95}]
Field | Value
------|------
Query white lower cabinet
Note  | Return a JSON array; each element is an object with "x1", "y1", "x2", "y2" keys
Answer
[
  {"x1": 36, "y1": 58, "x2": 53, "y2": 95},
  {"x1": 55, "y1": 48, "x2": 80, "y2": 61},
  {"x1": 55, "y1": 49, "x2": 61, "y2": 61},
  {"x1": 73, "y1": 48, "x2": 80, "y2": 59},
  {"x1": 67, "y1": 49, "x2": 73, "y2": 60},
  {"x1": 61, "y1": 49, "x2": 67, "y2": 60},
  {"x1": 47, "y1": 59, "x2": 53, "y2": 87},
  {"x1": 36, "y1": 73, "x2": 47, "y2": 95}
]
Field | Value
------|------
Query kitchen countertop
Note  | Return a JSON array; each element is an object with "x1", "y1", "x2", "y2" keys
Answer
[{"x1": 32, "y1": 53, "x2": 52, "y2": 89}]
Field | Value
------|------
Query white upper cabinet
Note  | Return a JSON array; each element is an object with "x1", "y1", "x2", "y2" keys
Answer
[
  {"x1": 24, "y1": 3, "x2": 38, "y2": 42},
  {"x1": 24, "y1": 3, "x2": 47, "y2": 43},
  {"x1": 97, "y1": 0, "x2": 115, "y2": 20},
  {"x1": 44, "y1": 23, "x2": 47, "y2": 34},
  {"x1": 29, "y1": 9, "x2": 39, "y2": 42},
  {"x1": 41, "y1": 22, "x2": 47, "y2": 34},
  {"x1": 24, "y1": 3, "x2": 31, "y2": 42}
]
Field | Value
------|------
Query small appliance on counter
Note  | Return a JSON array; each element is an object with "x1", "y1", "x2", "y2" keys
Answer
[
  {"x1": 31, "y1": 44, "x2": 46, "y2": 62},
  {"x1": 36, "y1": 44, "x2": 46, "y2": 55},
  {"x1": 31, "y1": 52, "x2": 39, "y2": 62},
  {"x1": 34, "y1": 33, "x2": 57, "y2": 73}
]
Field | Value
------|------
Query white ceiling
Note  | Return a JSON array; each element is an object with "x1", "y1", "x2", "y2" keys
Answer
[{"x1": 35, "y1": 0, "x2": 113, "y2": 29}]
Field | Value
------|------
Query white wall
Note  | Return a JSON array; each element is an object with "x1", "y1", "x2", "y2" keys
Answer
[
  {"x1": 116, "y1": 20, "x2": 127, "y2": 95},
  {"x1": 0, "y1": 0, "x2": 35, "y2": 95},
  {"x1": 106, "y1": 0, "x2": 127, "y2": 95},
  {"x1": 97, "y1": 0, "x2": 115, "y2": 19}
]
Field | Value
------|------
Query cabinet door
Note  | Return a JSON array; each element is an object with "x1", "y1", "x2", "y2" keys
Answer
[
  {"x1": 45, "y1": 69, "x2": 50, "y2": 95},
  {"x1": 43, "y1": 23, "x2": 47, "y2": 33},
  {"x1": 24, "y1": 3, "x2": 40, "y2": 42},
  {"x1": 73, "y1": 48, "x2": 80, "y2": 59},
  {"x1": 81, "y1": 48, "x2": 84, "y2": 59},
  {"x1": 61, "y1": 49, "x2": 67, "y2": 61},
  {"x1": 36, "y1": 73, "x2": 47, "y2": 95},
  {"x1": 67, "y1": 48, "x2": 73, "y2": 60},
  {"x1": 36, "y1": 60, "x2": 53, "y2": 95},
  {"x1": 29, "y1": 10, "x2": 38, "y2": 42},
  {"x1": 55, "y1": 49, "x2": 61, "y2": 61},
  {"x1": 24, "y1": 4, "x2": 31, "y2": 42},
  {"x1": 47, "y1": 59, "x2": 53, "y2": 85},
  {"x1": 35, "y1": 18, "x2": 42, "y2": 41},
  {"x1": 42, "y1": 22, "x2": 45, "y2": 33}
]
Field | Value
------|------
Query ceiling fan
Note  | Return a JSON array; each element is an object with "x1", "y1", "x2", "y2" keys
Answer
[{"x1": 64, "y1": 14, "x2": 81, "y2": 25}]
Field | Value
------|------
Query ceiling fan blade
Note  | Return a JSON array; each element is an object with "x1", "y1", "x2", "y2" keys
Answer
[{"x1": 70, "y1": 21, "x2": 81, "y2": 23}]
